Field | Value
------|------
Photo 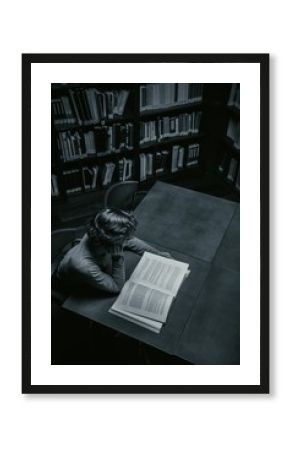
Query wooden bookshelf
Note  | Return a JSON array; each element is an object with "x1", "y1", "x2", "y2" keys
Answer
[
  {"x1": 51, "y1": 83, "x2": 240, "y2": 224},
  {"x1": 140, "y1": 101, "x2": 204, "y2": 118},
  {"x1": 214, "y1": 83, "x2": 240, "y2": 198},
  {"x1": 140, "y1": 132, "x2": 205, "y2": 150},
  {"x1": 222, "y1": 136, "x2": 240, "y2": 157},
  {"x1": 51, "y1": 83, "x2": 139, "y2": 206},
  {"x1": 58, "y1": 149, "x2": 135, "y2": 168},
  {"x1": 53, "y1": 116, "x2": 135, "y2": 132},
  {"x1": 227, "y1": 105, "x2": 240, "y2": 119}
]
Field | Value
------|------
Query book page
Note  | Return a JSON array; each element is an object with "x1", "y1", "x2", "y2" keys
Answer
[
  {"x1": 130, "y1": 252, "x2": 189, "y2": 296},
  {"x1": 109, "y1": 308, "x2": 162, "y2": 334},
  {"x1": 111, "y1": 281, "x2": 173, "y2": 323}
]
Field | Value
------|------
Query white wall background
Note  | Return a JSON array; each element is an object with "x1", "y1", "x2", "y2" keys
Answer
[{"x1": 0, "y1": 1, "x2": 287, "y2": 449}]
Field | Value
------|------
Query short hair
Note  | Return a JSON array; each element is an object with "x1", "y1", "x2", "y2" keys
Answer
[{"x1": 87, "y1": 208, "x2": 137, "y2": 246}]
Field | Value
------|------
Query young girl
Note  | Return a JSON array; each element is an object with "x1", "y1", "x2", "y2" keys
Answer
[{"x1": 56, "y1": 208, "x2": 171, "y2": 294}]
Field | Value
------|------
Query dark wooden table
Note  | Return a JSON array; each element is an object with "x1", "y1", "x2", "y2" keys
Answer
[{"x1": 63, "y1": 181, "x2": 240, "y2": 364}]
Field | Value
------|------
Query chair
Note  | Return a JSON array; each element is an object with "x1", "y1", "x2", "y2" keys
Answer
[
  {"x1": 103, "y1": 181, "x2": 147, "y2": 210},
  {"x1": 51, "y1": 227, "x2": 83, "y2": 304}
]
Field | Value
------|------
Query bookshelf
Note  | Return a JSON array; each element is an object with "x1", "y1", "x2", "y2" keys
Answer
[
  {"x1": 216, "y1": 83, "x2": 240, "y2": 194},
  {"x1": 51, "y1": 83, "x2": 240, "y2": 225}
]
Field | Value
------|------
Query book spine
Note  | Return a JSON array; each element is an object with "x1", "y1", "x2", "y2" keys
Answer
[{"x1": 171, "y1": 145, "x2": 179, "y2": 173}]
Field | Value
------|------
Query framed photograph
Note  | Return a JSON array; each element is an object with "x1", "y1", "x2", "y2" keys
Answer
[{"x1": 22, "y1": 53, "x2": 269, "y2": 394}]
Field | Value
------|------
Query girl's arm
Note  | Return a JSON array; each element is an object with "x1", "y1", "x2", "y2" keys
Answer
[{"x1": 124, "y1": 237, "x2": 171, "y2": 258}]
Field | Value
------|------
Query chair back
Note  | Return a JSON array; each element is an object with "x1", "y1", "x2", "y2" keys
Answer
[
  {"x1": 51, "y1": 228, "x2": 80, "y2": 262},
  {"x1": 51, "y1": 227, "x2": 83, "y2": 304},
  {"x1": 104, "y1": 181, "x2": 139, "y2": 210}
]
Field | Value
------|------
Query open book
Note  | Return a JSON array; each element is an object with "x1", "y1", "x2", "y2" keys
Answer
[{"x1": 109, "y1": 252, "x2": 190, "y2": 333}]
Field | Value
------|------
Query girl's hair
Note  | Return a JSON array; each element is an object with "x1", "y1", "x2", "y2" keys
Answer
[{"x1": 87, "y1": 208, "x2": 137, "y2": 246}]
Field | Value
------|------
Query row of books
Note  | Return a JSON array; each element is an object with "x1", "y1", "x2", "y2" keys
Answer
[
  {"x1": 228, "y1": 83, "x2": 240, "y2": 109},
  {"x1": 171, "y1": 144, "x2": 199, "y2": 172},
  {"x1": 140, "y1": 83, "x2": 203, "y2": 111},
  {"x1": 140, "y1": 111, "x2": 202, "y2": 145},
  {"x1": 56, "y1": 123, "x2": 134, "y2": 162},
  {"x1": 226, "y1": 118, "x2": 240, "y2": 150},
  {"x1": 218, "y1": 155, "x2": 240, "y2": 190},
  {"x1": 139, "y1": 143, "x2": 200, "y2": 181},
  {"x1": 58, "y1": 158, "x2": 135, "y2": 195},
  {"x1": 51, "y1": 88, "x2": 130, "y2": 128},
  {"x1": 52, "y1": 142, "x2": 201, "y2": 196}
]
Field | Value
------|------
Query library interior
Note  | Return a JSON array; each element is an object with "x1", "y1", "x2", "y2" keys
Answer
[{"x1": 51, "y1": 83, "x2": 240, "y2": 365}]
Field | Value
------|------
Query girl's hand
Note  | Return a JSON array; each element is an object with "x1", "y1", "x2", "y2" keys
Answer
[
  {"x1": 159, "y1": 251, "x2": 173, "y2": 259},
  {"x1": 111, "y1": 244, "x2": 124, "y2": 257}
]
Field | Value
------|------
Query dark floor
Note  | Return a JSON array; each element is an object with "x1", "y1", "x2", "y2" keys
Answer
[{"x1": 51, "y1": 172, "x2": 239, "y2": 365}]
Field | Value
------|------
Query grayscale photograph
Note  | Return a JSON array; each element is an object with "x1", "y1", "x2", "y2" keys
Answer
[{"x1": 51, "y1": 82, "x2": 240, "y2": 365}]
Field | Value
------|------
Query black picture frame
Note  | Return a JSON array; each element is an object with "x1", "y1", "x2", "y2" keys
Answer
[{"x1": 22, "y1": 53, "x2": 269, "y2": 394}]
